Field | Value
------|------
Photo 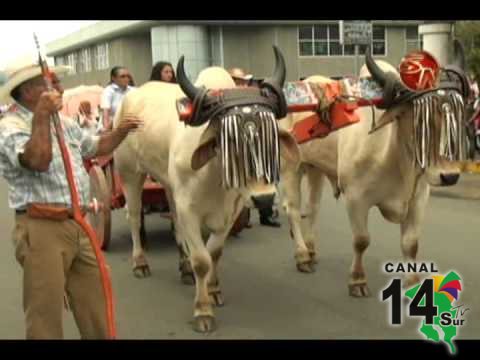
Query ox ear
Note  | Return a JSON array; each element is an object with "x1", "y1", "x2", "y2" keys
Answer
[
  {"x1": 369, "y1": 103, "x2": 410, "y2": 134},
  {"x1": 191, "y1": 123, "x2": 218, "y2": 171},
  {"x1": 279, "y1": 128, "x2": 301, "y2": 164}
]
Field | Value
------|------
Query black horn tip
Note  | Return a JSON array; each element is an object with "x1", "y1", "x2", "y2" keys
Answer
[
  {"x1": 365, "y1": 45, "x2": 387, "y2": 87},
  {"x1": 273, "y1": 45, "x2": 286, "y2": 86},
  {"x1": 263, "y1": 45, "x2": 287, "y2": 89},
  {"x1": 177, "y1": 55, "x2": 184, "y2": 67},
  {"x1": 176, "y1": 55, "x2": 200, "y2": 100}
]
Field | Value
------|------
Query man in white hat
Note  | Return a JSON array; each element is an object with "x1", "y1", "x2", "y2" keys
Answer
[
  {"x1": 227, "y1": 67, "x2": 281, "y2": 228},
  {"x1": 228, "y1": 67, "x2": 253, "y2": 87},
  {"x1": 0, "y1": 58, "x2": 142, "y2": 339}
]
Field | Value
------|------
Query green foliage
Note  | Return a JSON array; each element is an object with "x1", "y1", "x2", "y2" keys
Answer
[{"x1": 456, "y1": 21, "x2": 480, "y2": 81}]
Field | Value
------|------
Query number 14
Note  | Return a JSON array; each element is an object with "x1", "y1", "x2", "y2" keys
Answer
[{"x1": 382, "y1": 279, "x2": 438, "y2": 325}]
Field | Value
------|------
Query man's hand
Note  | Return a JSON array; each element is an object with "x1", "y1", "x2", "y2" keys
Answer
[
  {"x1": 116, "y1": 114, "x2": 143, "y2": 134},
  {"x1": 34, "y1": 90, "x2": 63, "y2": 117},
  {"x1": 95, "y1": 114, "x2": 143, "y2": 156},
  {"x1": 78, "y1": 101, "x2": 92, "y2": 117}
]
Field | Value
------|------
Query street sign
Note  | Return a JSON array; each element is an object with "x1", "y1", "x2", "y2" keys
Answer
[{"x1": 341, "y1": 21, "x2": 372, "y2": 45}]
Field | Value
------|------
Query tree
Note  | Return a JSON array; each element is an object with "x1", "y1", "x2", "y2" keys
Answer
[{"x1": 455, "y1": 21, "x2": 480, "y2": 81}]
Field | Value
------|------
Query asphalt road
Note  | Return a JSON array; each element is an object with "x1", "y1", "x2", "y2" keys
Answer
[{"x1": 0, "y1": 177, "x2": 479, "y2": 341}]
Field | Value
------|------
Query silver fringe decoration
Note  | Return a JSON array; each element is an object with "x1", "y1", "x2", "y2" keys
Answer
[
  {"x1": 220, "y1": 109, "x2": 280, "y2": 189},
  {"x1": 412, "y1": 91, "x2": 466, "y2": 169}
]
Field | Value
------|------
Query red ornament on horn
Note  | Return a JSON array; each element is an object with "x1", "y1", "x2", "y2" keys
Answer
[{"x1": 399, "y1": 50, "x2": 440, "y2": 91}]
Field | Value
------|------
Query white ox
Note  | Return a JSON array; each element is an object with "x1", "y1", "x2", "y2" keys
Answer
[
  {"x1": 113, "y1": 48, "x2": 299, "y2": 332},
  {"x1": 280, "y1": 50, "x2": 468, "y2": 297}
]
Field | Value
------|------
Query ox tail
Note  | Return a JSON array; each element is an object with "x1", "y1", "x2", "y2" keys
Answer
[
  {"x1": 334, "y1": 187, "x2": 342, "y2": 200},
  {"x1": 327, "y1": 176, "x2": 342, "y2": 200}
]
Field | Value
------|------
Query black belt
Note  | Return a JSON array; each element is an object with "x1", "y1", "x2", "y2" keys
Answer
[{"x1": 15, "y1": 206, "x2": 88, "y2": 218}]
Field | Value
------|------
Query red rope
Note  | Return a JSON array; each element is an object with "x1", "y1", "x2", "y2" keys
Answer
[{"x1": 52, "y1": 119, "x2": 116, "y2": 339}]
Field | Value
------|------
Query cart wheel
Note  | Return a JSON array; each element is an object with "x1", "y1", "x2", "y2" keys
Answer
[
  {"x1": 104, "y1": 162, "x2": 114, "y2": 193},
  {"x1": 229, "y1": 207, "x2": 251, "y2": 237},
  {"x1": 89, "y1": 165, "x2": 112, "y2": 251}
]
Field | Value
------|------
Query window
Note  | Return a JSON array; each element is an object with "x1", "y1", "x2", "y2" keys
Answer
[
  {"x1": 372, "y1": 25, "x2": 386, "y2": 55},
  {"x1": 406, "y1": 26, "x2": 423, "y2": 52},
  {"x1": 54, "y1": 56, "x2": 65, "y2": 66},
  {"x1": 299, "y1": 26, "x2": 314, "y2": 56},
  {"x1": 298, "y1": 23, "x2": 386, "y2": 57},
  {"x1": 77, "y1": 48, "x2": 92, "y2": 73},
  {"x1": 94, "y1": 43, "x2": 109, "y2": 70},
  {"x1": 92, "y1": 45, "x2": 99, "y2": 70},
  {"x1": 83, "y1": 48, "x2": 92, "y2": 72},
  {"x1": 76, "y1": 50, "x2": 84, "y2": 73},
  {"x1": 66, "y1": 53, "x2": 77, "y2": 75}
]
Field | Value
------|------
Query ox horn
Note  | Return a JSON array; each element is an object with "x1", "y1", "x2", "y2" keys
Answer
[
  {"x1": 365, "y1": 46, "x2": 388, "y2": 87},
  {"x1": 176, "y1": 55, "x2": 201, "y2": 100},
  {"x1": 263, "y1": 45, "x2": 287, "y2": 88},
  {"x1": 453, "y1": 39, "x2": 466, "y2": 71}
]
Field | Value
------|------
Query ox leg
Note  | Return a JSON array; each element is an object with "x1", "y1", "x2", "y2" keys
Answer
[
  {"x1": 205, "y1": 199, "x2": 244, "y2": 307},
  {"x1": 165, "y1": 187, "x2": 194, "y2": 285},
  {"x1": 400, "y1": 183, "x2": 429, "y2": 288},
  {"x1": 282, "y1": 167, "x2": 314, "y2": 273},
  {"x1": 345, "y1": 199, "x2": 371, "y2": 297},
  {"x1": 205, "y1": 232, "x2": 228, "y2": 307},
  {"x1": 303, "y1": 168, "x2": 325, "y2": 264},
  {"x1": 176, "y1": 206, "x2": 216, "y2": 333},
  {"x1": 123, "y1": 173, "x2": 151, "y2": 278}
]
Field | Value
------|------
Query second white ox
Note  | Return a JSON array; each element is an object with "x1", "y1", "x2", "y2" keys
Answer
[
  {"x1": 280, "y1": 45, "x2": 469, "y2": 297},
  {"x1": 113, "y1": 47, "x2": 299, "y2": 332}
]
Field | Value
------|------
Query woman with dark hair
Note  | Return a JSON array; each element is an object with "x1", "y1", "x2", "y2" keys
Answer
[
  {"x1": 150, "y1": 62, "x2": 176, "y2": 83},
  {"x1": 100, "y1": 66, "x2": 134, "y2": 130},
  {"x1": 142, "y1": 61, "x2": 176, "y2": 215}
]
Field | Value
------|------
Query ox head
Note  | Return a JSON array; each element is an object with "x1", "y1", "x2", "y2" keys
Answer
[
  {"x1": 176, "y1": 46, "x2": 299, "y2": 209},
  {"x1": 364, "y1": 40, "x2": 471, "y2": 186}
]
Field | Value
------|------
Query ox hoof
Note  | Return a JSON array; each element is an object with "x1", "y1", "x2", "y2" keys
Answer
[
  {"x1": 193, "y1": 315, "x2": 217, "y2": 333},
  {"x1": 132, "y1": 255, "x2": 151, "y2": 278},
  {"x1": 348, "y1": 283, "x2": 370, "y2": 298},
  {"x1": 296, "y1": 261, "x2": 316, "y2": 273},
  {"x1": 133, "y1": 264, "x2": 151, "y2": 278},
  {"x1": 209, "y1": 291, "x2": 225, "y2": 307},
  {"x1": 181, "y1": 272, "x2": 196, "y2": 285}
]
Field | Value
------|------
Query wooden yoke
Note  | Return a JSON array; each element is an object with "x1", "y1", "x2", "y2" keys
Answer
[{"x1": 176, "y1": 79, "x2": 384, "y2": 145}]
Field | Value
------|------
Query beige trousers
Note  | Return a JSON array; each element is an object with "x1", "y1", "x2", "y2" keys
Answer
[{"x1": 12, "y1": 214, "x2": 109, "y2": 339}]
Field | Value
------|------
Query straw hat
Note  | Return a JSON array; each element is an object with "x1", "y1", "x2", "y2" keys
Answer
[
  {"x1": 228, "y1": 67, "x2": 253, "y2": 81},
  {"x1": 0, "y1": 57, "x2": 70, "y2": 105}
]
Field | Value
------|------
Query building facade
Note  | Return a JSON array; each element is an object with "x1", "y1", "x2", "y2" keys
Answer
[{"x1": 46, "y1": 20, "x2": 428, "y2": 89}]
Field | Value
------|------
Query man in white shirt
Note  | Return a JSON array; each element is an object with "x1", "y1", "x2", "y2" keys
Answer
[{"x1": 101, "y1": 66, "x2": 134, "y2": 131}]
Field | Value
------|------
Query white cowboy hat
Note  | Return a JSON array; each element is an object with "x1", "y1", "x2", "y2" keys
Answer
[
  {"x1": 0, "y1": 57, "x2": 71, "y2": 105},
  {"x1": 228, "y1": 67, "x2": 253, "y2": 81}
]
